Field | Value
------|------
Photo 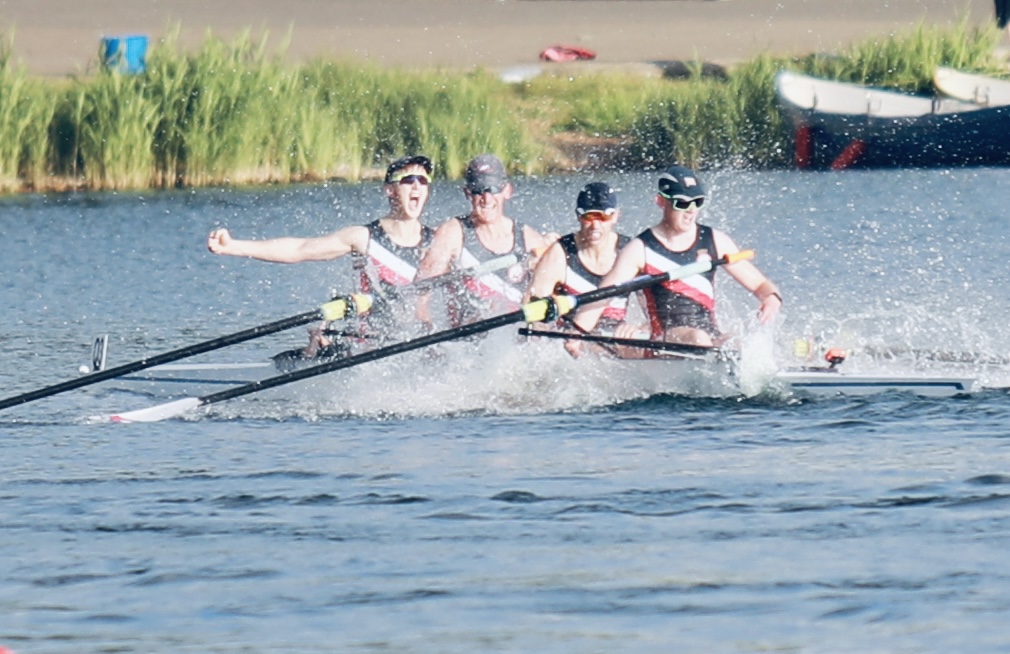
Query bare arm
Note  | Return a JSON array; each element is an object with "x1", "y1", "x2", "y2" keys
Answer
[
  {"x1": 524, "y1": 241, "x2": 567, "y2": 302},
  {"x1": 414, "y1": 218, "x2": 463, "y2": 323},
  {"x1": 712, "y1": 229, "x2": 782, "y2": 323},
  {"x1": 522, "y1": 224, "x2": 558, "y2": 256},
  {"x1": 207, "y1": 225, "x2": 369, "y2": 263},
  {"x1": 569, "y1": 238, "x2": 647, "y2": 334},
  {"x1": 415, "y1": 219, "x2": 463, "y2": 280}
]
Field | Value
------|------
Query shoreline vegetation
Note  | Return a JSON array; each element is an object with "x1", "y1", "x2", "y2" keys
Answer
[{"x1": 0, "y1": 19, "x2": 1006, "y2": 195}]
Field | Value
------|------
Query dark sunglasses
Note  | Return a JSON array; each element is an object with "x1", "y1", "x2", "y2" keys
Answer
[
  {"x1": 394, "y1": 174, "x2": 430, "y2": 186},
  {"x1": 661, "y1": 193, "x2": 705, "y2": 211},
  {"x1": 467, "y1": 185, "x2": 505, "y2": 196}
]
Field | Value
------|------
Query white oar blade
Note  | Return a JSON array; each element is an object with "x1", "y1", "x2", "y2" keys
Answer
[{"x1": 105, "y1": 397, "x2": 203, "y2": 423}]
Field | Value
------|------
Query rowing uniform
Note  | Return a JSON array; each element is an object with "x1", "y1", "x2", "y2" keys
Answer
[
  {"x1": 638, "y1": 224, "x2": 720, "y2": 339},
  {"x1": 352, "y1": 219, "x2": 434, "y2": 295},
  {"x1": 350, "y1": 219, "x2": 434, "y2": 336},
  {"x1": 449, "y1": 214, "x2": 532, "y2": 324},
  {"x1": 556, "y1": 232, "x2": 630, "y2": 332}
]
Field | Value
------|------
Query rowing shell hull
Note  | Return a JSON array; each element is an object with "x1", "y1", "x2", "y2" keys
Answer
[
  {"x1": 117, "y1": 362, "x2": 276, "y2": 397},
  {"x1": 111, "y1": 357, "x2": 978, "y2": 401},
  {"x1": 774, "y1": 369, "x2": 977, "y2": 398}
]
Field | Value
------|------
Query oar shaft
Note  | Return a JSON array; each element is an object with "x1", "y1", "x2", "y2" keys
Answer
[
  {"x1": 0, "y1": 309, "x2": 323, "y2": 411},
  {"x1": 518, "y1": 328, "x2": 716, "y2": 357},
  {"x1": 198, "y1": 309, "x2": 526, "y2": 405}
]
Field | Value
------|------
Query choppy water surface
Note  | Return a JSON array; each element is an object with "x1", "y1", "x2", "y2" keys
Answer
[{"x1": 3, "y1": 169, "x2": 1010, "y2": 652}]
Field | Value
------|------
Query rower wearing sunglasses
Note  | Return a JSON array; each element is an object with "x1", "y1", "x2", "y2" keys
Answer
[
  {"x1": 206, "y1": 154, "x2": 436, "y2": 357},
  {"x1": 567, "y1": 165, "x2": 782, "y2": 353},
  {"x1": 526, "y1": 181, "x2": 632, "y2": 333},
  {"x1": 416, "y1": 153, "x2": 555, "y2": 328}
]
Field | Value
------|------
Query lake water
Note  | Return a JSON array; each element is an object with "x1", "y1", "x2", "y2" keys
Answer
[{"x1": 3, "y1": 168, "x2": 1010, "y2": 652}]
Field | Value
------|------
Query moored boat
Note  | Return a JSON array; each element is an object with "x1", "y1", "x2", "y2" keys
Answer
[
  {"x1": 775, "y1": 70, "x2": 1010, "y2": 170},
  {"x1": 933, "y1": 67, "x2": 1010, "y2": 106}
]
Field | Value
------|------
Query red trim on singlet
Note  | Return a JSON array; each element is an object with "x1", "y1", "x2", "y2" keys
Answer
[{"x1": 642, "y1": 263, "x2": 716, "y2": 312}]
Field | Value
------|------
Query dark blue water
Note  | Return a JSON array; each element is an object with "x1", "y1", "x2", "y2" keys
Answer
[{"x1": 3, "y1": 169, "x2": 1010, "y2": 652}]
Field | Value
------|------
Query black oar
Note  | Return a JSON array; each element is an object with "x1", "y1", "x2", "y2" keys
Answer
[
  {"x1": 103, "y1": 250, "x2": 752, "y2": 423},
  {"x1": 2, "y1": 255, "x2": 519, "y2": 413},
  {"x1": 518, "y1": 328, "x2": 719, "y2": 359},
  {"x1": 0, "y1": 295, "x2": 372, "y2": 412}
]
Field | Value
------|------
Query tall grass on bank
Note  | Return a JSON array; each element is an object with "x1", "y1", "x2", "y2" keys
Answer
[
  {"x1": 0, "y1": 17, "x2": 1005, "y2": 193},
  {"x1": 519, "y1": 55, "x2": 794, "y2": 170},
  {"x1": 42, "y1": 30, "x2": 539, "y2": 191},
  {"x1": 0, "y1": 36, "x2": 54, "y2": 191},
  {"x1": 799, "y1": 17, "x2": 1004, "y2": 93}
]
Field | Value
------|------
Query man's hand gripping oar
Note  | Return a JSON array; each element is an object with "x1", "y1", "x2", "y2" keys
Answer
[{"x1": 100, "y1": 250, "x2": 753, "y2": 423}]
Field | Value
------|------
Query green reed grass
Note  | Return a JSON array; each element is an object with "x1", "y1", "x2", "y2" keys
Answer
[
  {"x1": 797, "y1": 17, "x2": 1003, "y2": 92},
  {"x1": 0, "y1": 16, "x2": 1005, "y2": 193},
  {"x1": 0, "y1": 35, "x2": 55, "y2": 191}
]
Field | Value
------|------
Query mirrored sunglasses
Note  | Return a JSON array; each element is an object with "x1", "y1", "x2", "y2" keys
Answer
[
  {"x1": 577, "y1": 211, "x2": 615, "y2": 223},
  {"x1": 394, "y1": 173, "x2": 430, "y2": 186}
]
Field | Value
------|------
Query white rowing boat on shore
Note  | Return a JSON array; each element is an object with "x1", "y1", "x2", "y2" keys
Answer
[
  {"x1": 775, "y1": 69, "x2": 1010, "y2": 170},
  {"x1": 933, "y1": 67, "x2": 1010, "y2": 107}
]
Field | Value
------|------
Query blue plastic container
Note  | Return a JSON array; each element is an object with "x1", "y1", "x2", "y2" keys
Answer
[{"x1": 101, "y1": 35, "x2": 148, "y2": 74}]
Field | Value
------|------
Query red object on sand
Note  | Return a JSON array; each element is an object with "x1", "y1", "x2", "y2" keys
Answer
[{"x1": 539, "y1": 45, "x2": 597, "y2": 62}]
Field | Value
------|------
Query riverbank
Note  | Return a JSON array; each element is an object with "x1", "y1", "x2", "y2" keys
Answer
[
  {"x1": 1, "y1": 0, "x2": 1002, "y2": 77},
  {"x1": 0, "y1": 4, "x2": 1007, "y2": 193}
]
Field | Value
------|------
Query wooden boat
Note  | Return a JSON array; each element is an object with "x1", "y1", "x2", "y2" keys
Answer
[
  {"x1": 775, "y1": 70, "x2": 1010, "y2": 170},
  {"x1": 933, "y1": 67, "x2": 1010, "y2": 106}
]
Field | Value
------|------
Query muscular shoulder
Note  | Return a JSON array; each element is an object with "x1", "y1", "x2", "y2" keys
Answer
[
  {"x1": 424, "y1": 217, "x2": 465, "y2": 261},
  {"x1": 522, "y1": 224, "x2": 557, "y2": 252},
  {"x1": 432, "y1": 216, "x2": 464, "y2": 240},
  {"x1": 540, "y1": 240, "x2": 567, "y2": 268},
  {"x1": 710, "y1": 228, "x2": 740, "y2": 256},
  {"x1": 340, "y1": 224, "x2": 374, "y2": 253}
]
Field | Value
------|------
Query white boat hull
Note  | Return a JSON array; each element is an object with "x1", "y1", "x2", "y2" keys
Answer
[
  {"x1": 108, "y1": 355, "x2": 978, "y2": 401},
  {"x1": 933, "y1": 67, "x2": 1010, "y2": 107},
  {"x1": 774, "y1": 369, "x2": 976, "y2": 398}
]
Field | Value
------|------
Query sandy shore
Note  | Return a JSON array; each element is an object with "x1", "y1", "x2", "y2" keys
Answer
[{"x1": 0, "y1": 0, "x2": 1002, "y2": 77}]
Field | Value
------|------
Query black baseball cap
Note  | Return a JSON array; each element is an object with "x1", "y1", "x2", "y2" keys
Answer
[
  {"x1": 464, "y1": 154, "x2": 508, "y2": 194},
  {"x1": 384, "y1": 155, "x2": 433, "y2": 183},
  {"x1": 657, "y1": 165, "x2": 706, "y2": 200},
  {"x1": 576, "y1": 182, "x2": 619, "y2": 215}
]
